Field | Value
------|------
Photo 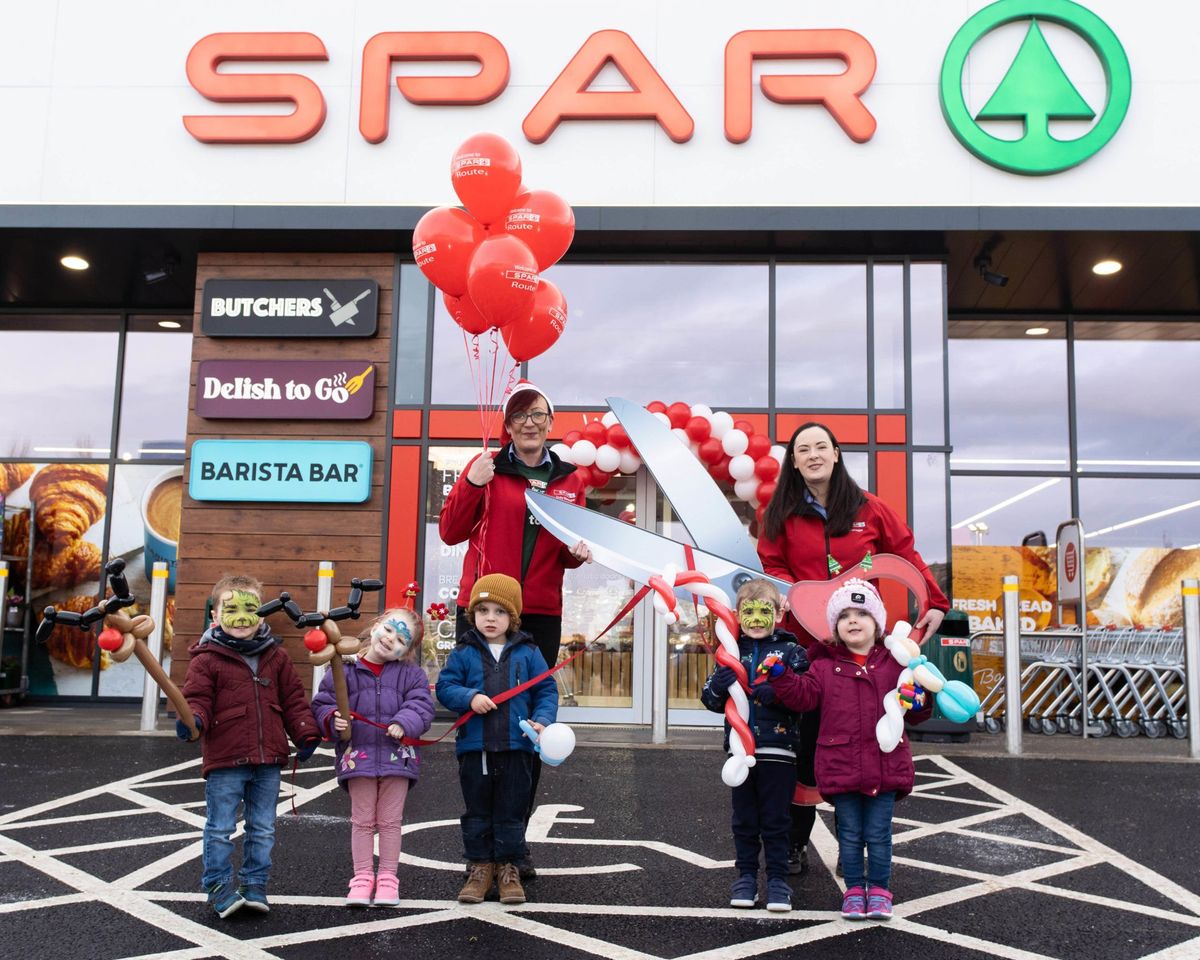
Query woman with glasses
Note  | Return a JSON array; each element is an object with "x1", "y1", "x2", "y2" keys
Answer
[{"x1": 439, "y1": 380, "x2": 592, "y2": 878}]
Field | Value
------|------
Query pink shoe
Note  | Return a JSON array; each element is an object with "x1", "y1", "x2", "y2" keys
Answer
[
  {"x1": 373, "y1": 872, "x2": 400, "y2": 907},
  {"x1": 866, "y1": 886, "x2": 893, "y2": 920},
  {"x1": 345, "y1": 870, "x2": 374, "y2": 907}
]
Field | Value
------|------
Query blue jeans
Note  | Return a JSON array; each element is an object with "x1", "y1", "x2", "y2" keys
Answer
[
  {"x1": 201, "y1": 764, "x2": 282, "y2": 890},
  {"x1": 830, "y1": 791, "x2": 896, "y2": 890},
  {"x1": 458, "y1": 750, "x2": 533, "y2": 864}
]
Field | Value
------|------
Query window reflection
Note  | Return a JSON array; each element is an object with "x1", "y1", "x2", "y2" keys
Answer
[
  {"x1": 913, "y1": 451, "x2": 949, "y2": 595},
  {"x1": 873, "y1": 264, "x2": 905, "y2": 409},
  {"x1": 0, "y1": 317, "x2": 119, "y2": 458},
  {"x1": 1080, "y1": 477, "x2": 1200, "y2": 549},
  {"x1": 118, "y1": 317, "x2": 191, "y2": 461},
  {"x1": 776, "y1": 264, "x2": 867, "y2": 407},
  {"x1": 950, "y1": 475, "x2": 1071, "y2": 546},
  {"x1": 910, "y1": 263, "x2": 946, "y2": 445},
  {"x1": 1075, "y1": 321, "x2": 1200, "y2": 473}
]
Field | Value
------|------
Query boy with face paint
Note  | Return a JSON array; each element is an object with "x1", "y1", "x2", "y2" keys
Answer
[
  {"x1": 700, "y1": 580, "x2": 809, "y2": 913},
  {"x1": 180, "y1": 574, "x2": 320, "y2": 919},
  {"x1": 311, "y1": 607, "x2": 435, "y2": 907}
]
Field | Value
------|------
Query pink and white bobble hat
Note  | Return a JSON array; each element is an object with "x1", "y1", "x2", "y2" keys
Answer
[{"x1": 826, "y1": 578, "x2": 887, "y2": 639}]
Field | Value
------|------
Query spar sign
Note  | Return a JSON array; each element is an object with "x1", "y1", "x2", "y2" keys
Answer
[{"x1": 183, "y1": 1, "x2": 1128, "y2": 175}]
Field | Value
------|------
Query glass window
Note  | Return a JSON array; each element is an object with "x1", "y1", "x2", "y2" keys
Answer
[
  {"x1": 843, "y1": 451, "x2": 869, "y2": 492},
  {"x1": 530, "y1": 264, "x2": 769, "y2": 407},
  {"x1": 421, "y1": 446, "x2": 475, "y2": 685},
  {"x1": 1074, "y1": 321, "x2": 1200, "y2": 473},
  {"x1": 948, "y1": 320, "x2": 1069, "y2": 470},
  {"x1": 1079, "y1": 477, "x2": 1200, "y2": 550},
  {"x1": 873, "y1": 263, "x2": 905, "y2": 409},
  {"x1": 395, "y1": 265, "x2": 431, "y2": 405},
  {"x1": 910, "y1": 263, "x2": 947, "y2": 446},
  {"x1": 775, "y1": 264, "x2": 866, "y2": 407},
  {"x1": 950, "y1": 474, "x2": 1071, "y2": 547},
  {"x1": 913, "y1": 451, "x2": 949, "y2": 595},
  {"x1": 0, "y1": 317, "x2": 119, "y2": 459},
  {"x1": 117, "y1": 317, "x2": 191, "y2": 462}
]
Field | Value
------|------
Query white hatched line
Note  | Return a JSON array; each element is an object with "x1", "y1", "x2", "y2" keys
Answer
[
  {"x1": 893, "y1": 806, "x2": 1016, "y2": 841},
  {"x1": 478, "y1": 908, "x2": 658, "y2": 960},
  {"x1": 111, "y1": 786, "x2": 210, "y2": 829},
  {"x1": 250, "y1": 907, "x2": 460, "y2": 949},
  {"x1": 0, "y1": 892, "x2": 91, "y2": 914},
  {"x1": 895, "y1": 917, "x2": 1060, "y2": 960},
  {"x1": 1, "y1": 807, "x2": 160, "y2": 830},
  {"x1": 1137, "y1": 934, "x2": 1200, "y2": 959},
  {"x1": 905, "y1": 791, "x2": 1005, "y2": 809},
  {"x1": 36, "y1": 832, "x2": 201, "y2": 858},
  {"x1": 678, "y1": 917, "x2": 857, "y2": 960}
]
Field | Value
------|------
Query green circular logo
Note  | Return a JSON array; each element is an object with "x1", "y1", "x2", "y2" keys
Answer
[{"x1": 940, "y1": 0, "x2": 1131, "y2": 175}]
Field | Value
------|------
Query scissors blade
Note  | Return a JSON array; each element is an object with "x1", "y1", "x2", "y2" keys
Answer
[
  {"x1": 527, "y1": 491, "x2": 788, "y2": 604},
  {"x1": 607, "y1": 396, "x2": 763, "y2": 573}
]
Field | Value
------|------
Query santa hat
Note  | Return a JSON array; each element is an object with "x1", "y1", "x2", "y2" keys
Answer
[
  {"x1": 503, "y1": 379, "x2": 554, "y2": 419},
  {"x1": 826, "y1": 578, "x2": 887, "y2": 639}
]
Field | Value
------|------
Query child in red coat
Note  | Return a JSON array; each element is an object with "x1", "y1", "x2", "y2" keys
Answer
[{"x1": 768, "y1": 578, "x2": 931, "y2": 921}]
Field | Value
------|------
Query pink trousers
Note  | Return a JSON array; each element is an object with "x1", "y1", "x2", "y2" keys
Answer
[{"x1": 348, "y1": 776, "x2": 411, "y2": 876}]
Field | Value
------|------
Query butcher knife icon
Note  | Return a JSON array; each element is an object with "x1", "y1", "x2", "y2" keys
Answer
[{"x1": 325, "y1": 287, "x2": 372, "y2": 327}]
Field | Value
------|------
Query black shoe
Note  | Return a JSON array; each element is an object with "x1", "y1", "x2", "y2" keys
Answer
[
  {"x1": 835, "y1": 854, "x2": 844, "y2": 878},
  {"x1": 517, "y1": 853, "x2": 537, "y2": 881},
  {"x1": 787, "y1": 843, "x2": 809, "y2": 876}
]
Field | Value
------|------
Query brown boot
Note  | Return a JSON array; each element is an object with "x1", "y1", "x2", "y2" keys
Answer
[
  {"x1": 496, "y1": 861, "x2": 526, "y2": 905},
  {"x1": 457, "y1": 862, "x2": 495, "y2": 904}
]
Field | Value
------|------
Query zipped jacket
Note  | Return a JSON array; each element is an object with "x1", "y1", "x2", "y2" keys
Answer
[
  {"x1": 182, "y1": 633, "x2": 317, "y2": 778},
  {"x1": 435, "y1": 627, "x2": 558, "y2": 755},
  {"x1": 311, "y1": 658, "x2": 435, "y2": 787},
  {"x1": 438, "y1": 444, "x2": 586, "y2": 617}
]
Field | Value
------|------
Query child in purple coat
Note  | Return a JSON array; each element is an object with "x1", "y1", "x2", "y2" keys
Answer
[
  {"x1": 768, "y1": 579, "x2": 931, "y2": 922},
  {"x1": 312, "y1": 607, "x2": 435, "y2": 908}
]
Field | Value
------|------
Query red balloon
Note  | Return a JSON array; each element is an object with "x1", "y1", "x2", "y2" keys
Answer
[
  {"x1": 501, "y1": 189, "x2": 576, "y2": 270},
  {"x1": 755, "y1": 481, "x2": 776, "y2": 505},
  {"x1": 583, "y1": 421, "x2": 607, "y2": 445},
  {"x1": 607, "y1": 424, "x2": 631, "y2": 449},
  {"x1": 467, "y1": 235, "x2": 539, "y2": 330},
  {"x1": 590, "y1": 469, "x2": 612, "y2": 489},
  {"x1": 684, "y1": 416, "x2": 712, "y2": 443},
  {"x1": 452, "y1": 133, "x2": 523, "y2": 227},
  {"x1": 413, "y1": 206, "x2": 484, "y2": 296},
  {"x1": 754, "y1": 455, "x2": 780, "y2": 481},
  {"x1": 563, "y1": 430, "x2": 582, "y2": 446},
  {"x1": 708, "y1": 456, "x2": 733, "y2": 484},
  {"x1": 443, "y1": 291, "x2": 490, "y2": 335},
  {"x1": 698, "y1": 437, "x2": 724, "y2": 465},
  {"x1": 573, "y1": 464, "x2": 593, "y2": 487},
  {"x1": 746, "y1": 434, "x2": 772, "y2": 461},
  {"x1": 734, "y1": 419, "x2": 756, "y2": 436},
  {"x1": 647, "y1": 400, "x2": 668, "y2": 414},
  {"x1": 755, "y1": 503, "x2": 767, "y2": 525},
  {"x1": 501, "y1": 277, "x2": 567, "y2": 361},
  {"x1": 666, "y1": 402, "x2": 691, "y2": 429}
]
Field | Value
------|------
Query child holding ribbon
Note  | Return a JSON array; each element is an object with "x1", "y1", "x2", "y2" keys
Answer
[
  {"x1": 312, "y1": 606, "x2": 435, "y2": 908},
  {"x1": 766, "y1": 578, "x2": 931, "y2": 921}
]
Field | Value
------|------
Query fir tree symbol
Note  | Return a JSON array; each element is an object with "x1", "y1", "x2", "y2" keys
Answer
[{"x1": 975, "y1": 19, "x2": 1095, "y2": 151}]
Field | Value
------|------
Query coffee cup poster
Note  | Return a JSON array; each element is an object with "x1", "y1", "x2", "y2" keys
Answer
[{"x1": 0, "y1": 463, "x2": 179, "y2": 696}]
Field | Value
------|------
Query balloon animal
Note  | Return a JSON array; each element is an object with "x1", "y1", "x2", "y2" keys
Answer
[{"x1": 519, "y1": 719, "x2": 576, "y2": 766}]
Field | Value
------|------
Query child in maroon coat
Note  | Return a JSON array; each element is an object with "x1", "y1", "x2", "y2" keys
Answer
[{"x1": 768, "y1": 578, "x2": 931, "y2": 921}]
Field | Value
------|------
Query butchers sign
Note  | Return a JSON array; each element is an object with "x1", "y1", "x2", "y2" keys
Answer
[
  {"x1": 189, "y1": 439, "x2": 374, "y2": 502},
  {"x1": 196, "y1": 360, "x2": 375, "y2": 419},
  {"x1": 201, "y1": 279, "x2": 379, "y2": 337}
]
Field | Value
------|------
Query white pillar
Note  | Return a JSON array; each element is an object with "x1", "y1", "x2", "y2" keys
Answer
[
  {"x1": 1183, "y1": 579, "x2": 1200, "y2": 760},
  {"x1": 1003, "y1": 574, "x2": 1022, "y2": 756},
  {"x1": 311, "y1": 561, "x2": 335, "y2": 695},
  {"x1": 139, "y1": 562, "x2": 171, "y2": 731}
]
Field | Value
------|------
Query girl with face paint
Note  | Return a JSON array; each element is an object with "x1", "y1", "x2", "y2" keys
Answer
[{"x1": 311, "y1": 608, "x2": 435, "y2": 908}]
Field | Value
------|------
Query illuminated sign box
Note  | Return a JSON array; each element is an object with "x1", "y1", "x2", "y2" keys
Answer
[
  {"x1": 189, "y1": 440, "x2": 374, "y2": 503},
  {"x1": 201, "y1": 279, "x2": 379, "y2": 337},
  {"x1": 196, "y1": 360, "x2": 376, "y2": 419}
]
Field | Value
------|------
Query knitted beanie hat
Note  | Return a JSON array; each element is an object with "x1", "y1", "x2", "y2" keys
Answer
[
  {"x1": 826, "y1": 578, "x2": 886, "y2": 639},
  {"x1": 504, "y1": 379, "x2": 554, "y2": 419},
  {"x1": 468, "y1": 573, "x2": 523, "y2": 623}
]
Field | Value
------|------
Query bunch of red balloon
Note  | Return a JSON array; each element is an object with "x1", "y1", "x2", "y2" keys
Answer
[
  {"x1": 412, "y1": 133, "x2": 574, "y2": 366},
  {"x1": 552, "y1": 401, "x2": 786, "y2": 522}
]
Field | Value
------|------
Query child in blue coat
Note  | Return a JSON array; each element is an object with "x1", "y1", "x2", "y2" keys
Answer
[{"x1": 435, "y1": 573, "x2": 557, "y2": 906}]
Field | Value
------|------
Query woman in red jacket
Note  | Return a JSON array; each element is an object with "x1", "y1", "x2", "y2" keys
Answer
[{"x1": 757, "y1": 421, "x2": 949, "y2": 876}]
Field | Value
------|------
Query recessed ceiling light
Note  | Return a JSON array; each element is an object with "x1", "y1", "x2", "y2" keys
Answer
[
  {"x1": 1025, "y1": 326, "x2": 1050, "y2": 336},
  {"x1": 1092, "y1": 259, "x2": 1122, "y2": 275},
  {"x1": 60, "y1": 255, "x2": 89, "y2": 270},
  {"x1": 157, "y1": 320, "x2": 182, "y2": 329}
]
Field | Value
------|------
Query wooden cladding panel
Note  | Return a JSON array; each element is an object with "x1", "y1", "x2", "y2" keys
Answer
[{"x1": 171, "y1": 253, "x2": 395, "y2": 690}]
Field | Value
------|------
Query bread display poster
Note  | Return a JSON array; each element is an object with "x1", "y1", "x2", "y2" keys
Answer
[
  {"x1": 0, "y1": 463, "x2": 179, "y2": 696},
  {"x1": 953, "y1": 544, "x2": 1200, "y2": 704}
]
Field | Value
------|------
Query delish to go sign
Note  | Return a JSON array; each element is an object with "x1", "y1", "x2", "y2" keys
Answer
[
  {"x1": 196, "y1": 360, "x2": 375, "y2": 420},
  {"x1": 189, "y1": 439, "x2": 374, "y2": 503}
]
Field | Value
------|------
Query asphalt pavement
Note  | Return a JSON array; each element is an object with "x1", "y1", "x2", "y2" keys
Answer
[{"x1": 1, "y1": 710, "x2": 1198, "y2": 960}]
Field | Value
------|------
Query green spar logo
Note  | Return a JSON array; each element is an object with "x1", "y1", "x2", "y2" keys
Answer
[{"x1": 939, "y1": 0, "x2": 1131, "y2": 175}]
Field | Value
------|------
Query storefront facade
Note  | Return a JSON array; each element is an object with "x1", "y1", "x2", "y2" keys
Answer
[{"x1": 1, "y1": 2, "x2": 1197, "y2": 722}]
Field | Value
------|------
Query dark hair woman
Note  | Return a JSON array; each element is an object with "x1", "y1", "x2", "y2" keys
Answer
[{"x1": 756, "y1": 421, "x2": 949, "y2": 876}]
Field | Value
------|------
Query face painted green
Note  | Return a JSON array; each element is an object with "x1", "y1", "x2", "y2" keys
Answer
[
  {"x1": 219, "y1": 590, "x2": 261, "y2": 631},
  {"x1": 739, "y1": 599, "x2": 776, "y2": 632}
]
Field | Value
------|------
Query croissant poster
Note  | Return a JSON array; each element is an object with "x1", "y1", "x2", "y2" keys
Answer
[{"x1": 0, "y1": 463, "x2": 179, "y2": 696}]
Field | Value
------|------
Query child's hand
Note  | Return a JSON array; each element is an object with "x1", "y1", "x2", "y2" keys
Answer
[
  {"x1": 470, "y1": 693, "x2": 497, "y2": 714},
  {"x1": 526, "y1": 720, "x2": 545, "y2": 734},
  {"x1": 387, "y1": 722, "x2": 405, "y2": 740},
  {"x1": 710, "y1": 665, "x2": 738, "y2": 692},
  {"x1": 756, "y1": 653, "x2": 786, "y2": 682},
  {"x1": 332, "y1": 712, "x2": 349, "y2": 733}
]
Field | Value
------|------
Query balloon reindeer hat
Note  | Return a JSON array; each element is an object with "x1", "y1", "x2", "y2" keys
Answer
[
  {"x1": 35, "y1": 557, "x2": 198, "y2": 737},
  {"x1": 256, "y1": 576, "x2": 384, "y2": 743}
]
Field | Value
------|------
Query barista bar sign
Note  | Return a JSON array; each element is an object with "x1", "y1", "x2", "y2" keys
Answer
[
  {"x1": 196, "y1": 360, "x2": 375, "y2": 419},
  {"x1": 189, "y1": 439, "x2": 374, "y2": 503},
  {"x1": 201, "y1": 279, "x2": 379, "y2": 337}
]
